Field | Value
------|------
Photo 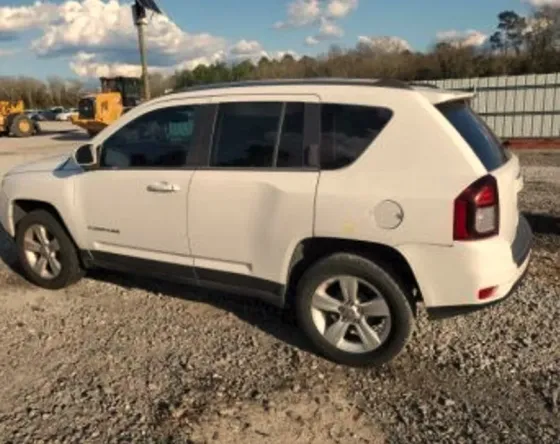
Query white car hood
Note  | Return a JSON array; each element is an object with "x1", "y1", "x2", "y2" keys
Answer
[{"x1": 5, "y1": 153, "x2": 76, "y2": 176}]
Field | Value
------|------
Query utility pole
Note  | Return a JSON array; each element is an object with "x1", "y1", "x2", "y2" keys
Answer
[
  {"x1": 131, "y1": 0, "x2": 163, "y2": 101},
  {"x1": 132, "y1": 1, "x2": 150, "y2": 100}
]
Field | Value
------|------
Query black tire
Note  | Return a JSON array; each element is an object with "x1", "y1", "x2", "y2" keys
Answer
[
  {"x1": 10, "y1": 114, "x2": 34, "y2": 137},
  {"x1": 295, "y1": 253, "x2": 414, "y2": 367},
  {"x1": 15, "y1": 210, "x2": 84, "y2": 290}
]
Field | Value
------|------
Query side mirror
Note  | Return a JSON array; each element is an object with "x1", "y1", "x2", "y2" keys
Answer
[{"x1": 73, "y1": 144, "x2": 97, "y2": 169}]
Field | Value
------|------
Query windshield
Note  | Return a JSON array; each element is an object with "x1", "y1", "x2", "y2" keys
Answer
[{"x1": 438, "y1": 101, "x2": 509, "y2": 171}]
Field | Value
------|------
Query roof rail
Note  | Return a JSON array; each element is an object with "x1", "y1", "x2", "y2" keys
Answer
[
  {"x1": 170, "y1": 77, "x2": 414, "y2": 94},
  {"x1": 408, "y1": 81, "x2": 440, "y2": 89}
]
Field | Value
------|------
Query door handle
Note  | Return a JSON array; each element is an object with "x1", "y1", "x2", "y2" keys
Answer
[{"x1": 147, "y1": 181, "x2": 181, "y2": 193}]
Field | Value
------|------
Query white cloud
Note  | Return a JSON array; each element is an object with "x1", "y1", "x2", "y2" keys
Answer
[
  {"x1": 31, "y1": 0, "x2": 226, "y2": 65},
  {"x1": 436, "y1": 29, "x2": 489, "y2": 47},
  {"x1": 70, "y1": 45, "x2": 299, "y2": 79},
  {"x1": 70, "y1": 51, "x2": 144, "y2": 77},
  {"x1": 275, "y1": 0, "x2": 358, "y2": 44},
  {"x1": 317, "y1": 18, "x2": 344, "y2": 38},
  {"x1": 0, "y1": 1, "x2": 296, "y2": 78},
  {"x1": 327, "y1": 0, "x2": 358, "y2": 18},
  {"x1": 358, "y1": 36, "x2": 413, "y2": 53},
  {"x1": 526, "y1": 0, "x2": 560, "y2": 6},
  {"x1": 230, "y1": 39, "x2": 263, "y2": 56},
  {"x1": 304, "y1": 17, "x2": 344, "y2": 45},
  {"x1": 274, "y1": 0, "x2": 321, "y2": 28},
  {"x1": 0, "y1": 1, "x2": 58, "y2": 34},
  {"x1": 305, "y1": 36, "x2": 320, "y2": 46}
]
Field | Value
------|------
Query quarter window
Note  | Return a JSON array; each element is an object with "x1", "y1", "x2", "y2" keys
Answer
[
  {"x1": 100, "y1": 106, "x2": 196, "y2": 168},
  {"x1": 320, "y1": 104, "x2": 393, "y2": 170}
]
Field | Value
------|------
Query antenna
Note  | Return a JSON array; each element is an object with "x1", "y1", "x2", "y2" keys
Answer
[{"x1": 131, "y1": 0, "x2": 164, "y2": 100}]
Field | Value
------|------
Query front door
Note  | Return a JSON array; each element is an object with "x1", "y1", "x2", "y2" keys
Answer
[{"x1": 75, "y1": 104, "x2": 201, "y2": 273}]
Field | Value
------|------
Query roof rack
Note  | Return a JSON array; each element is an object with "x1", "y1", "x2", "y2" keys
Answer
[{"x1": 170, "y1": 77, "x2": 415, "y2": 94}]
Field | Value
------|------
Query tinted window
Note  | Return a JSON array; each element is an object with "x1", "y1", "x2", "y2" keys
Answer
[
  {"x1": 438, "y1": 102, "x2": 508, "y2": 171},
  {"x1": 100, "y1": 106, "x2": 195, "y2": 168},
  {"x1": 277, "y1": 103, "x2": 305, "y2": 168},
  {"x1": 211, "y1": 102, "x2": 282, "y2": 168},
  {"x1": 320, "y1": 104, "x2": 393, "y2": 170}
]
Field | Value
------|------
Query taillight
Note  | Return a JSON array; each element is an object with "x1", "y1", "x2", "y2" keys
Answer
[{"x1": 453, "y1": 175, "x2": 499, "y2": 240}]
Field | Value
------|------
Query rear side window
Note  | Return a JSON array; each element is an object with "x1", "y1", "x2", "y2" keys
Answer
[
  {"x1": 438, "y1": 102, "x2": 508, "y2": 171},
  {"x1": 320, "y1": 104, "x2": 393, "y2": 170},
  {"x1": 210, "y1": 101, "x2": 306, "y2": 168},
  {"x1": 277, "y1": 103, "x2": 305, "y2": 168},
  {"x1": 211, "y1": 102, "x2": 281, "y2": 168}
]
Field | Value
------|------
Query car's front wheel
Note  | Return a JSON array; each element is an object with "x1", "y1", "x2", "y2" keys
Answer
[
  {"x1": 295, "y1": 253, "x2": 415, "y2": 367},
  {"x1": 15, "y1": 210, "x2": 83, "y2": 290}
]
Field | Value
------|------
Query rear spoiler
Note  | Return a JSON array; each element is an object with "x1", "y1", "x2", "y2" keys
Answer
[{"x1": 412, "y1": 86, "x2": 476, "y2": 105}]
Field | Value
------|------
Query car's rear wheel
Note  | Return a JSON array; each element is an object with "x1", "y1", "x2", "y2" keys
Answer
[
  {"x1": 15, "y1": 210, "x2": 83, "y2": 290},
  {"x1": 295, "y1": 253, "x2": 414, "y2": 367}
]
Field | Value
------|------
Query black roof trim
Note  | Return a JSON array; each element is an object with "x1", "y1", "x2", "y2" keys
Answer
[{"x1": 170, "y1": 78, "x2": 415, "y2": 95}]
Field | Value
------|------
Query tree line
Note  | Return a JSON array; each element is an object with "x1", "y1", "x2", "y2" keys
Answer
[{"x1": 2, "y1": 6, "x2": 560, "y2": 108}]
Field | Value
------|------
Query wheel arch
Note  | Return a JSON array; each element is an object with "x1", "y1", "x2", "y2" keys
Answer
[
  {"x1": 12, "y1": 199, "x2": 81, "y2": 252},
  {"x1": 284, "y1": 237, "x2": 422, "y2": 312}
]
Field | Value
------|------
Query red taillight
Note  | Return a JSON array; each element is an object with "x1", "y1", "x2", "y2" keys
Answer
[
  {"x1": 473, "y1": 184, "x2": 496, "y2": 206},
  {"x1": 453, "y1": 175, "x2": 499, "y2": 241}
]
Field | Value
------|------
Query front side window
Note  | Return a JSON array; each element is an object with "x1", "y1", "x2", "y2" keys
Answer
[
  {"x1": 320, "y1": 104, "x2": 394, "y2": 170},
  {"x1": 100, "y1": 106, "x2": 196, "y2": 168}
]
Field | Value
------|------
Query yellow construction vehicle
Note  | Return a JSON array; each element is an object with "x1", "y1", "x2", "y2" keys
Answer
[
  {"x1": 71, "y1": 76, "x2": 142, "y2": 137},
  {"x1": 0, "y1": 100, "x2": 40, "y2": 137}
]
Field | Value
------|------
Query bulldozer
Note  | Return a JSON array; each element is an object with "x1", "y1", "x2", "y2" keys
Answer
[
  {"x1": 71, "y1": 76, "x2": 142, "y2": 137},
  {"x1": 0, "y1": 100, "x2": 40, "y2": 138}
]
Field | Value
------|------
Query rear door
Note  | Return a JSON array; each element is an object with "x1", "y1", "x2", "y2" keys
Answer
[
  {"x1": 437, "y1": 101, "x2": 522, "y2": 244},
  {"x1": 187, "y1": 95, "x2": 321, "y2": 287}
]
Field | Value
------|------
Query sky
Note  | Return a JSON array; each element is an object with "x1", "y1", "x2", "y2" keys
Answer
[{"x1": 0, "y1": 0, "x2": 553, "y2": 80}]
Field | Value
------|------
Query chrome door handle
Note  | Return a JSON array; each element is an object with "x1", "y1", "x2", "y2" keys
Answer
[{"x1": 147, "y1": 181, "x2": 181, "y2": 193}]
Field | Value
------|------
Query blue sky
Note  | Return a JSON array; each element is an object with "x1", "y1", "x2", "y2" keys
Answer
[{"x1": 0, "y1": 0, "x2": 538, "y2": 79}]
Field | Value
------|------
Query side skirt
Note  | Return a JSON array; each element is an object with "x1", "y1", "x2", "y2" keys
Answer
[{"x1": 80, "y1": 251, "x2": 287, "y2": 308}]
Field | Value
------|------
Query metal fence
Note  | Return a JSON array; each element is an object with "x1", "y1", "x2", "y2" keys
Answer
[{"x1": 423, "y1": 73, "x2": 560, "y2": 139}]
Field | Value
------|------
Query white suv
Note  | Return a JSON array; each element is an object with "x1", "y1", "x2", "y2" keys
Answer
[{"x1": 0, "y1": 79, "x2": 532, "y2": 367}]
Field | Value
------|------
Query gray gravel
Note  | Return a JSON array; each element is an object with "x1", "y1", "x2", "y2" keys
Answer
[{"x1": 0, "y1": 151, "x2": 559, "y2": 443}]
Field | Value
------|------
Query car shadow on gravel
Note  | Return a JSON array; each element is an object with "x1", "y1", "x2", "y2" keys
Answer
[
  {"x1": 524, "y1": 212, "x2": 560, "y2": 236},
  {"x1": 87, "y1": 269, "x2": 315, "y2": 354},
  {"x1": 50, "y1": 131, "x2": 90, "y2": 142}
]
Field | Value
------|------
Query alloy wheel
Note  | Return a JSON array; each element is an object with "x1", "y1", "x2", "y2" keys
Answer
[
  {"x1": 310, "y1": 275, "x2": 392, "y2": 354},
  {"x1": 23, "y1": 224, "x2": 62, "y2": 280}
]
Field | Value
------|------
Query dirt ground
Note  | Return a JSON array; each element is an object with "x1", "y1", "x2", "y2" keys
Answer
[{"x1": 0, "y1": 126, "x2": 559, "y2": 443}]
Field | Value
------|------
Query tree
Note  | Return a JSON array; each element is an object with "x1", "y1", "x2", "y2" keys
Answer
[
  {"x1": 496, "y1": 10, "x2": 527, "y2": 55},
  {"x1": 489, "y1": 31, "x2": 504, "y2": 53}
]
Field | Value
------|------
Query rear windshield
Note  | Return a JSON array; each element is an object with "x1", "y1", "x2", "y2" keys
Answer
[{"x1": 437, "y1": 101, "x2": 509, "y2": 171}]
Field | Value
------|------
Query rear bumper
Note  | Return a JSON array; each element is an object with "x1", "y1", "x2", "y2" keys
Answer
[
  {"x1": 398, "y1": 214, "x2": 533, "y2": 315},
  {"x1": 426, "y1": 251, "x2": 531, "y2": 319}
]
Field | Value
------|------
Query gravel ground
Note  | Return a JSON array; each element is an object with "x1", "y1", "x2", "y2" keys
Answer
[{"x1": 0, "y1": 150, "x2": 559, "y2": 443}]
